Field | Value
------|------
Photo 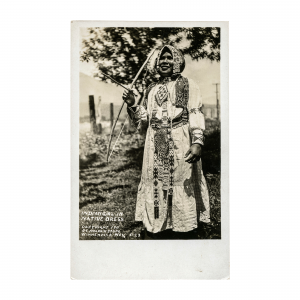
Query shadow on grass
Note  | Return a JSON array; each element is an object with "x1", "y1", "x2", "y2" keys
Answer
[
  {"x1": 79, "y1": 195, "x2": 106, "y2": 209},
  {"x1": 122, "y1": 221, "x2": 144, "y2": 232},
  {"x1": 123, "y1": 146, "x2": 144, "y2": 169},
  {"x1": 101, "y1": 184, "x2": 131, "y2": 192},
  {"x1": 79, "y1": 153, "x2": 99, "y2": 170},
  {"x1": 80, "y1": 181, "x2": 108, "y2": 187}
]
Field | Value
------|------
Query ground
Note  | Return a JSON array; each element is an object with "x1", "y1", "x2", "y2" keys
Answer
[{"x1": 79, "y1": 119, "x2": 220, "y2": 240}]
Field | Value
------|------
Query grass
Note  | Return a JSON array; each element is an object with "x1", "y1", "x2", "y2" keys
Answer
[{"x1": 79, "y1": 119, "x2": 221, "y2": 240}]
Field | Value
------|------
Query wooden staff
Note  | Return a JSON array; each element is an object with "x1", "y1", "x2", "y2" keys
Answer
[{"x1": 106, "y1": 48, "x2": 157, "y2": 163}]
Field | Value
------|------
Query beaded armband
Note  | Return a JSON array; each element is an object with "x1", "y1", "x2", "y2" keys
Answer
[{"x1": 191, "y1": 128, "x2": 204, "y2": 146}]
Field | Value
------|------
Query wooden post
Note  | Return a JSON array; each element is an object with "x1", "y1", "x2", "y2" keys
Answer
[
  {"x1": 97, "y1": 124, "x2": 102, "y2": 134},
  {"x1": 96, "y1": 96, "x2": 102, "y2": 134},
  {"x1": 89, "y1": 95, "x2": 97, "y2": 134},
  {"x1": 110, "y1": 103, "x2": 114, "y2": 129}
]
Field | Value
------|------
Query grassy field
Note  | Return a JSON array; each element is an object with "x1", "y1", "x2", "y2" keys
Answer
[{"x1": 79, "y1": 119, "x2": 221, "y2": 240}]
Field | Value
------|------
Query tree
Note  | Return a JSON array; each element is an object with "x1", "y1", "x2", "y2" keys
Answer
[{"x1": 80, "y1": 27, "x2": 220, "y2": 89}]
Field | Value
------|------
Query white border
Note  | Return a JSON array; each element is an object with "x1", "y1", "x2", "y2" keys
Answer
[{"x1": 71, "y1": 21, "x2": 229, "y2": 279}]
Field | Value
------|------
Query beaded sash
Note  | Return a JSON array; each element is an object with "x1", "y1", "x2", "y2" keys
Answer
[
  {"x1": 153, "y1": 100, "x2": 174, "y2": 219},
  {"x1": 151, "y1": 76, "x2": 189, "y2": 219}
]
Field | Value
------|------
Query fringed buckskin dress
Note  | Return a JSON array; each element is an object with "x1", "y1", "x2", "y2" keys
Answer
[{"x1": 128, "y1": 45, "x2": 210, "y2": 234}]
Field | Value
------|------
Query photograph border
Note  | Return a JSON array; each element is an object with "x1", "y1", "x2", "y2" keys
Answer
[{"x1": 71, "y1": 20, "x2": 229, "y2": 280}]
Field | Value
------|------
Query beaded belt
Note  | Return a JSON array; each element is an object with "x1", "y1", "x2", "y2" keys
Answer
[{"x1": 150, "y1": 108, "x2": 189, "y2": 130}]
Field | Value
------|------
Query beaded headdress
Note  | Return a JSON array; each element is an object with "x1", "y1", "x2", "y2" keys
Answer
[
  {"x1": 157, "y1": 45, "x2": 185, "y2": 75},
  {"x1": 147, "y1": 45, "x2": 185, "y2": 76}
]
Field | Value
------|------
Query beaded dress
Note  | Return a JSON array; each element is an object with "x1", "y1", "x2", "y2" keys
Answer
[{"x1": 128, "y1": 45, "x2": 210, "y2": 233}]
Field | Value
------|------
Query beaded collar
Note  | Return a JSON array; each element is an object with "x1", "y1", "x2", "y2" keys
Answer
[
  {"x1": 158, "y1": 74, "x2": 180, "y2": 85},
  {"x1": 159, "y1": 77, "x2": 172, "y2": 85}
]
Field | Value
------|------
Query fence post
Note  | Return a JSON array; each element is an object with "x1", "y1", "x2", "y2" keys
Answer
[
  {"x1": 96, "y1": 96, "x2": 102, "y2": 134},
  {"x1": 89, "y1": 95, "x2": 97, "y2": 134}
]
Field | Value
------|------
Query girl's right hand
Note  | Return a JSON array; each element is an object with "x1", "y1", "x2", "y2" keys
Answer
[{"x1": 122, "y1": 89, "x2": 135, "y2": 106}]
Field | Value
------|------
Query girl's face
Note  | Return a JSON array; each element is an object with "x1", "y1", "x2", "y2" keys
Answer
[{"x1": 158, "y1": 50, "x2": 173, "y2": 77}]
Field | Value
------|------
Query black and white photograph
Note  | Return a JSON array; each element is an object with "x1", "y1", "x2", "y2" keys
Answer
[
  {"x1": 71, "y1": 21, "x2": 229, "y2": 280},
  {"x1": 78, "y1": 25, "x2": 222, "y2": 241}
]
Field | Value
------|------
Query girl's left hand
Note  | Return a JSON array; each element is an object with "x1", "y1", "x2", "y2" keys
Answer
[{"x1": 184, "y1": 144, "x2": 202, "y2": 163}]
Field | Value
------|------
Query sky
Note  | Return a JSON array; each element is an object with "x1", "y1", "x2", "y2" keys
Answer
[{"x1": 79, "y1": 28, "x2": 220, "y2": 106}]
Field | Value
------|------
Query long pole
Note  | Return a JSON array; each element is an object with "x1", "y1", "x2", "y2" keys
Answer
[
  {"x1": 99, "y1": 72, "x2": 138, "y2": 96},
  {"x1": 106, "y1": 47, "x2": 157, "y2": 163},
  {"x1": 110, "y1": 103, "x2": 114, "y2": 129}
]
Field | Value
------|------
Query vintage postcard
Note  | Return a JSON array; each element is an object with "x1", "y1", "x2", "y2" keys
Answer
[{"x1": 71, "y1": 21, "x2": 229, "y2": 279}]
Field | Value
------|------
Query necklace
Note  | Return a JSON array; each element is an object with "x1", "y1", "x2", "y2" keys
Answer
[{"x1": 160, "y1": 77, "x2": 172, "y2": 84}]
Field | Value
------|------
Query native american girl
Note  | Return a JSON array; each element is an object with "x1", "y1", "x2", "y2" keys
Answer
[{"x1": 123, "y1": 45, "x2": 210, "y2": 238}]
